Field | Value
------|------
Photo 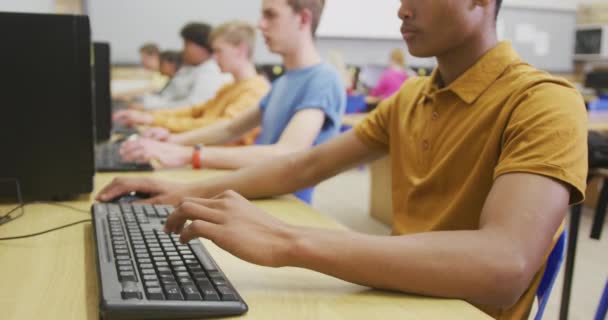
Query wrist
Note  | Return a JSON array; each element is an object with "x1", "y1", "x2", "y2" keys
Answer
[
  {"x1": 192, "y1": 144, "x2": 203, "y2": 169},
  {"x1": 143, "y1": 113, "x2": 155, "y2": 125},
  {"x1": 276, "y1": 224, "x2": 308, "y2": 268}
]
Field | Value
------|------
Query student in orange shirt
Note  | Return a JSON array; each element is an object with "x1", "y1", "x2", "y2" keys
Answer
[
  {"x1": 113, "y1": 21, "x2": 270, "y2": 144},
  {"x1": 98, "y1": 1, "x2": 587, "y2": 318}
]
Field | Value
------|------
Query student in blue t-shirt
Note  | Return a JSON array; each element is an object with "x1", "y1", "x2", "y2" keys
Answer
[{"x1": 116, "y1": 0, "x2": 345, "y2": 203}]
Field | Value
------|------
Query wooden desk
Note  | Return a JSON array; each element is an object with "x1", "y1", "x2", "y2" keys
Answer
[
  {"x1": 2, "y1": 98, "x2": 599, "y2": 317},
  {"x1": 0, "y1": 170, "x2": 490, "y2": 320}
]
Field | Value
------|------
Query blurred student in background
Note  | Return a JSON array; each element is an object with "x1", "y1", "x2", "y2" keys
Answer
[
  {"x1": 135, "y1": 22, "x2": 232, "y2": 110},
  {"x1": 366, "y1": 48, "x2": 409, "y2": 104},
  {"x1": 114, "y1": 21, "x2": 270, "y2": 146},
  {"x1": 114, "y1": 0, "x2": 346, "y2": 203},
  {"x1": 158, "y1": 50, "x2": 182, "y2": 79}
]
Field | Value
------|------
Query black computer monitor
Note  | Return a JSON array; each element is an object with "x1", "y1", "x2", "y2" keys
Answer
[
  {"x1": 93, "y1": 42, "x2": 112, "y2": 142},
  {"x1": 0, "y1": 12, "x2": 94, "y2": 200}
]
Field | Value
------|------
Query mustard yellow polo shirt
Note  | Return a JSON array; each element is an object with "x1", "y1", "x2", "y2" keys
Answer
[{"x1": 354, "y1": 42, "x2": 587, "y2": 319}]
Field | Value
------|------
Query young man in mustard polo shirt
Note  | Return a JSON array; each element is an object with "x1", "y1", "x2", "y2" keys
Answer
[
  {"x1": 113, "y1": 21, "x2": 270, "y2": 145},
  {"x1": 97, "y1": 0, "x2": 588, "y2": 318}
]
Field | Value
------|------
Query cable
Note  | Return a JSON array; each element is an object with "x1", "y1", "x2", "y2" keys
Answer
[
  {"x1": 0, "y1": 201, "x2": 92, "y2": 241},
  {"x1": 0, "y1": 178, "x2": 25, "y2": 225},
  {"x1": 0, "y1": 204, "x2": 24, "y2": 225},
  {"x1": 0, "y1": 219, "x2": 91, "y2": 241}
]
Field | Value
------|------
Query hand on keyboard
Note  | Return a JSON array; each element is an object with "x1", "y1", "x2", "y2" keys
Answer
[
  {"x1": 96, "y1": 176, "x2": 192, "y2": 206},
  {"x1": 164, "y1": 190, "x2": 293, "y2": 268},
  {"x1": 92, "y1": 202, "x2": 248, "y2": 319}
]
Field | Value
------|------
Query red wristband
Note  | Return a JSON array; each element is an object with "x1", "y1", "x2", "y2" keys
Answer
[{"x1": 192, "y1": 144, "x2": 202, "y2": 169}]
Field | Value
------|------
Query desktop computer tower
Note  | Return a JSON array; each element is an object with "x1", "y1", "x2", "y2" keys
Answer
[
  {"x1": 0, "y1": 12, "x2": 95, "y2": 200},
  {"x1": 93, "y1": 42, "x2": 113, "y2": 142}
]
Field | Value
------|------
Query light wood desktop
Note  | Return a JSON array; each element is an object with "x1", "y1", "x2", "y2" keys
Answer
[{"x1": 0, "y1": 170, "x2": 490, "y2": 320}]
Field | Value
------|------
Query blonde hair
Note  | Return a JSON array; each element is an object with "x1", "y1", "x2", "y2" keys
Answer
[
  {"x1": 390, "y1": 48, "x2": 406, "y2": 68},
  {"x1": 209, "y1": 20, "x2": 257, "y2": 59},
  {"x1": 287, "y1": 0, "x2": 326, "y2": 36}
]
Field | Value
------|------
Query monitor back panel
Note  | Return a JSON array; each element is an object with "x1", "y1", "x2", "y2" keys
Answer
[{"x1": 0, "y1": 12, "x2": 95, "y2": 200}]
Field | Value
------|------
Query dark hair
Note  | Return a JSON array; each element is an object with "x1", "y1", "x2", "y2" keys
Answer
[
  {"x1": 139, "y1": 43, "x2": 159, "y2": 55},
  {"x1": 180, "y1": 22, "x2": 212, "y2": 52},
  {"x1": 159, "y1": 50, "x2": 182, "y2": 67},
  {"x1": 495, "y1": 0, "x2": 503, "y2": 18}
]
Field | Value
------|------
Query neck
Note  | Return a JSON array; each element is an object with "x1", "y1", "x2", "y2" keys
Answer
[
  {"x1": 282, "y1": 35, "x2": 321, "y2": 70},
  {"x1": 192, "y1": 54, "x2": 210, "y2": 66},
  {"x1": 231, "y1": 62, "x2": 258, "y2": 82},
  {"x1": 390, "y1": 63, "x2": 403, "y2": 70},
  {"x1": 435, "y1": 30, "x2": 498, "y2": 87}
]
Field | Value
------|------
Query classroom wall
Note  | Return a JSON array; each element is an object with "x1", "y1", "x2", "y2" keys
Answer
[
  {"x1": 2, "y1": 0, "x2": 596, "y2": 71},
  {"x1": 0, "y1": 0, "x2": 54, "y2": 13}
]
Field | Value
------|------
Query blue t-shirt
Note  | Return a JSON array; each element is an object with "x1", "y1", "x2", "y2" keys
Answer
[
  {"x1": 258, "y1": 63, "x2": 346, "y2": 146},
  {"x1": 257, "y1": 63, "x2": 346, "y2": 203}
]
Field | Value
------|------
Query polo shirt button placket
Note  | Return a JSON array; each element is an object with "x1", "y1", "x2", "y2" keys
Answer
[
  {"x1": 432, "y1": 111, "x2": 439, "y2": 120},
  {"x1": 422, "y1": 140, "x2": 430, "y2": 151}
]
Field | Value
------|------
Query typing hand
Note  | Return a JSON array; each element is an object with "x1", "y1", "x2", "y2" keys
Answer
[
  {"x1": 119, "y1": 138, "x2": 192, "y2": 169},
  {"x1": 113, "y1": 110, "x2": 154, "y2": 127},
  {"x1": 142, "y1": 127, "x2": 171, "y2": 141},
  {"x1": 164, "y1": 191, "x2": 294, "y2": 268},
  {"x1": 96, "y1": 176, "x2": 192, "y2": 206}
]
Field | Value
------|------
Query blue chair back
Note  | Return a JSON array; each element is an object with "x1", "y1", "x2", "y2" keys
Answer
[
  {"x1": 534, "y1": 230, "x2": 567, "y2": 320},
  {"x1": 346, "y1": 95, "x2": 366, "y2": 114},
  {"x1": 595, "y1": 279, "x2": 608, "y2": 320}
]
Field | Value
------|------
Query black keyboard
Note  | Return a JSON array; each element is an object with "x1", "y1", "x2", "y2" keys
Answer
[
  {"x1": 111, "y1": 125, "x2": 139, "y2": 136},
  {"x1": 95, "y1": 142, "x2": 153, "y2": 172},
  {"x1": 92, "y1": 203, "x2": 248, "y2": 320}
]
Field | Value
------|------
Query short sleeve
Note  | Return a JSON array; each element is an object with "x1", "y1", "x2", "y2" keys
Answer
[
  {"x1": 353, "y1": 94, "x2": 396, "y2": 150},
  {"x1": 259, "y1": 91, "x2": 272, "y2": 111},
  {"x1": 494, "y1": 83, "x2": 588, "y2": 204},
  {"x1": 290, "y1": 68, "x2": 346, "y2": 129}
]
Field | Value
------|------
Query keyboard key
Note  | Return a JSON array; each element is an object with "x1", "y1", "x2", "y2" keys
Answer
[
  {"x1": 121, "y1": 281, "x2": 142, "y2": 300},
  {"x1": 143, "y1": 275, "x2": 158, "y2": 281},
  {"x1": 118, "y1": 265, "x2": 133, "y2": 272},
  {"x1": 201, "y1": 289, "x2": 220, "y2": 301},
  {"x1": 183, "y1": 285, "x2": 202, "y2": 301},
  {"x1": 164, "y1": 286, "x2": 184, "y2": 301},
  {"x1": 146, "y1": 287, "x2": 164, "y2": 300},
  {"x1": 194, "y1": 253, "x2": 218, "y2": 271},
  {"x1": 119, "y1": 271, "x2": 137, "y2": 282},
  {"x1": 141, "y1": 269, "x2": 156, "y2": 275},
  {"x1": 145, "y1": 280, "x2": 160, "y2": 288},
  {"x1": 217, "y1": 286, "x2": 238, "y2": 301}
]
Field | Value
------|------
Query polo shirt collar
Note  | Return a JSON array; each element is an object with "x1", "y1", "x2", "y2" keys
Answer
[{"x1": 424, "y1": 41, "x2": 522, "y2": 105}]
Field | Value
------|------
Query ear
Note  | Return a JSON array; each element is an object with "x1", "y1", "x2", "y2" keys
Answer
[
  {"x1": 237, "y1": 42, "x2": 250, "y2": 58},
  {"x1": 473, "y1": 0, "x2": 492, "y2": 9},
  {"x1": 298, "y1": 8, "x2": 313, "y2": 33}
]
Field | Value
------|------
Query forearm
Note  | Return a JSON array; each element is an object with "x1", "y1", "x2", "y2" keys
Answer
[
  {"x1": 162, "y1": 116, "x2": 217, "y2": 134},
  {"x1": 187, "y1": 132, "x2": 385, "y2": 200},
  {"x1": 200, "y1": 145, "x2": 305, "y2": 170},
  {"x1": 171, "y1": 120, "x2": 235, "y2": 146},
  {"x1": 187, "y1": 149, "x2": 319, "y2": 200},
  {"x1": 286, "y1": 227, "x2": 532, "y2": 308}
]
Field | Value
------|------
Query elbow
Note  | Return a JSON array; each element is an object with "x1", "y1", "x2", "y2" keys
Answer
[{"x1": 475, "y1": 254, "x2": 535, "y2": 308}]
